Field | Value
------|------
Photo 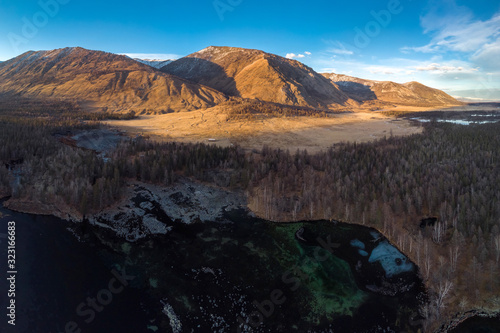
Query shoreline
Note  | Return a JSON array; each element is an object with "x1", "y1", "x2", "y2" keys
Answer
[{"x1": 436, "y1": 310, "x2": 500, "y2": 332}]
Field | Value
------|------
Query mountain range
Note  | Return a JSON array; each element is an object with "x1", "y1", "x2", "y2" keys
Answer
[
  {"x1": 0, "y1": 46, "x2": 463, "y2": 113},
  {"x1": 322, "y1": 73, "x2": 460, "y2": 107},
  {"x1": 0, "y1": 47, "x2": 226, "y2": 113}
]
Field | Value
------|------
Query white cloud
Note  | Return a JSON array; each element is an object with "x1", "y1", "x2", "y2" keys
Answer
[
  {"x1": 314, "y1": 31, "x2": 500, "y2": 100},
  {"x1": 415, "y1": 62, "x2": 479, "y2": 74},
  {"x1": 120, "y1": 53, "x2": 180, "y2": 60},
  {"x1": 471, "y1": 38, "x2": 500, "y2": 72},
  {"x1": 286, "y1": 52, "x2": 309, "y2": 59},
  {"x1": 393, "y1": 1, "x2": 500, "y2": 100},
  {"x1": 361, "y1": 59, "x2": 478, "y2": 77},
  {"x1": 328, "y1": 48, "x2": 354, "y2": 55},
  {"x1": 401, "y1": 44, "x2": 438, "y2": 54},
  {"x1": 402, "y1": 2, "x2": 500, "y2": 68},
  {"x1": 365, "y1": 64, "x2": 411, "y2": 76},
  {"x1": 321, "y1": 41, "x2": 356, "y2": 58}
]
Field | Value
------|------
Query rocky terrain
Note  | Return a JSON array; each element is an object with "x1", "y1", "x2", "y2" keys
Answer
[{"x1": 88, "y1": 179, "x2": 246, "y2": 241}]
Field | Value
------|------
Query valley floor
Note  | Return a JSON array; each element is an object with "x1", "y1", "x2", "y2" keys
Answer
[{"x1": 106, "y1": 108, "x2": 423, "y2": 152}]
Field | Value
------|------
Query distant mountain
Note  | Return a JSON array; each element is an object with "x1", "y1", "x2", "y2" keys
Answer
[
  {"x1": 162, "y1": 46, "x2": 355, "y2": 110},
  {"x1": 133, "y1": 58, "x2": 174, "y2": 69},
  {"x1": 322, "y1": 73, "x2": 462, "y2": 107},
  {"x1": 0, "y1": 47, "x2": 227, "y2": 113}
]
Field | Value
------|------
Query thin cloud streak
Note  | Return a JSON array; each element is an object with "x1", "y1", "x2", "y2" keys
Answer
[{"x1": 401, "y1": 1, "x2": 500, "y2": 75}]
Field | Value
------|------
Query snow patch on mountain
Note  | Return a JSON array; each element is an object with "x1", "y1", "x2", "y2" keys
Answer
[{"x1": 134, "y1": 58, "x2": 173, "y2": 69}]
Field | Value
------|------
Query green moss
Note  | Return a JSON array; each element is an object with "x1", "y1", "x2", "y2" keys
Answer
[{"x1": 268, "y1": 222, "x2": 368, "y2": 322}]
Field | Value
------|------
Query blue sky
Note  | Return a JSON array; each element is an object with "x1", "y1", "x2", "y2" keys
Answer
[{"x1": 1, "y1": 0, "x2": 499, "y2": 100}]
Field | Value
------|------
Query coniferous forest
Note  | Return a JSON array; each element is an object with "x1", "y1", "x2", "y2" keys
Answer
[{"x1": 0, "y1": 97, "x2": 499, "y2": 331}]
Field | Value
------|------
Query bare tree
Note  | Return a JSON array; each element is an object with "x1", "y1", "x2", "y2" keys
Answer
[
  {"x1": 423, "y1": 240, "x2": 432, "y2": 280},
  {"x1": 432, "y1": 222, "x2": 446, "y2": 244},
  {"x1": 435, "y1": 280, "x2": 453, "y2": 319}
]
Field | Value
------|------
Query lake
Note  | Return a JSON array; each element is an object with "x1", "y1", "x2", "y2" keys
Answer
[
  {"x1": 0, "y1": 201, "x2": 425, "y2": 332},
  {"x1": 409, "y1": 111, "x2": 500, "y2": 126}
]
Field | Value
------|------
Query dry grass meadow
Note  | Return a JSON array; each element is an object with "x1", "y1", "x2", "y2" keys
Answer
[{"x1": 106, "y1": 106, "x2": 424, "y2": 152}]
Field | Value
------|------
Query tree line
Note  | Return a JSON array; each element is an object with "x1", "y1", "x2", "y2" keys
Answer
[{"x1": 221, "y1": 98, "x2": 333, "y2": 120}]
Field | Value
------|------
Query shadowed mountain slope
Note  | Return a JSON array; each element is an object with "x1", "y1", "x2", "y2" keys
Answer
[{"x1": 162, "y1": 46, "x2": 355, "y2": 110}]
